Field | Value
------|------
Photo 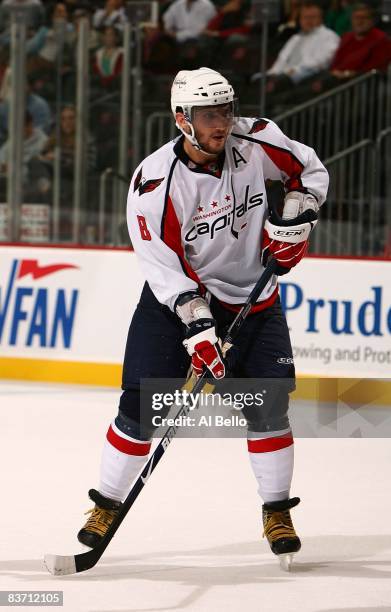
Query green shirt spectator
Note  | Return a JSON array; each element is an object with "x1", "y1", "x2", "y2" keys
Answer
[{"x1": 325, "y1": 0, "x2": 353, "y2": 36}]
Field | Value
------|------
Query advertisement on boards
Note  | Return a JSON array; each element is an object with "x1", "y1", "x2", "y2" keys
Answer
[{"x1": 0, "y1": 246, "x2": 389, "y2": 378}]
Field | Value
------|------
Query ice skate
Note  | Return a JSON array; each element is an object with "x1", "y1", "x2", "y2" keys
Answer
[
  {"x1": 262, "y1": 497, "x2": 301, "y2": 571},
  {"x1": 77, "y1": 489, "x2": 122, "y2": 548}
]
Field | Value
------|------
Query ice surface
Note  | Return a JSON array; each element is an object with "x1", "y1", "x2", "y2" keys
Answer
[{"x1": 1, "y1": 381, "x2": 391, "y2": 612}]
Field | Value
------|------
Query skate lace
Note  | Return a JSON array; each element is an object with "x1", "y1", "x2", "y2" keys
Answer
[
  {"x1": 263, "y1": 510, "x2": 297, "y2": 542},
  {"x1": 83, "y1": 506, "x2": 118, "y2": 536}
]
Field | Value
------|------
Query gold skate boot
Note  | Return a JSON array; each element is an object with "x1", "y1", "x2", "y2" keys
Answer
[
  {"x1": 77, "y1": 489, "x2": 122, "y2": 548},
  {"x1": 262, "y1": 497, "x2": 301, "y2": 571}
]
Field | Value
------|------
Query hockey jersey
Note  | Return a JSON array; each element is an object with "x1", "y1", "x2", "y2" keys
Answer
[{"x1": 127, "y1": 117, "x2": 329, "y2": 312}]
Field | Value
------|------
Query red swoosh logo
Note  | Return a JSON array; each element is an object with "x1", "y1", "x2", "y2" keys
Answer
[{"x1": 17, "y1": 260, "x2": 78, "y2": 280}]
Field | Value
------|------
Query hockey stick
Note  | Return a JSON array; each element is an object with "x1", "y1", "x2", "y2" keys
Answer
[{"x1": 44, "y1": 257, "x2": 278, "y2": 575}]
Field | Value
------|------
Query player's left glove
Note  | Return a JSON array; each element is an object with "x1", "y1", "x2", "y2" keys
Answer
[{"x1": 261, "y1": 196, "x2": 318, "y2": 275}]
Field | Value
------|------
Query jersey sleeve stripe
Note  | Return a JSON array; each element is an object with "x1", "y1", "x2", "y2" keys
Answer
[
  {"x1": 260, "y1": 142, "x2": 304, "y2": 191},
  {"x1": 162, "y1": 194, "x2": 204, "y2": 289},
  {"x1": 233, "y1": 133, "x2": 305, "y2": 191},
  {"x1": 160, "y1": 157, "x2": 179, "y2": 239}
]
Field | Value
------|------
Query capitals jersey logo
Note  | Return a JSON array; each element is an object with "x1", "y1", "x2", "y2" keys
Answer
[
  {"x1": 134, "y1": 167, "x2": 164, "y2": 196},
  {"x1": 185, "y1": 185, "x2": 263, "y2": 242}
]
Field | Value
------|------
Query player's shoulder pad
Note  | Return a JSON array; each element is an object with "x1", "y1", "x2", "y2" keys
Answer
[
  {"x1": 232, "y1": 116, "x2": 271, "y2": 137},
  {"x1": 130, "y1": 140, "x2": 177, "y2": 200},
  {"x1": 233, "y1": 116, "x2": 284, "y2": 140},
  {"x1": 232, "y1": 117, "x2": 287, "y2": 148}
]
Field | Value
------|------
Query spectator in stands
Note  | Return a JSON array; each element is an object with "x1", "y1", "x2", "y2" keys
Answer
[
  {"x1": 200, "y1": 0, "x2": 251, "y2": 67},
  {"x1": 26, "y1": 3, "x2": 74, "y2": 76},
  {"x1": 163, "y1": 0, "x2": 216, "y2": 43},
  {"x1": 71, "y1": 7, "x2": 99, "y2": 53},
  {"x1": 93, "y1": 0, "x2": 127, "y2": 31},
  {"x1": 266, "y1": 0, "x2": 301, "y2": 75},
  {"x1": 0, "y1": 111, "x2": 49, "y2": 201},
  {"x1": 312, "y1": 4, "x2": 391, "y2": 92},
  {"x1": 274, "y1": 0, "x2": 301, "y2": 47},
  {"x1": 162, "y1": 0, "x2": 216, "y2": 68},
  {"x1": 39, "y1": 105, "x2": 96, "y2": 202},
  {"x1": 203, "y1": 0, "x2": 250, "y2": 41},
  {"x1": 142, "y1": 0, "x2": 184, "y2": 73},
  {"x1": 252, "y1": 2, "x2": 339, "y2": 111},
  {"x1": 42, "y1": 105, "x2": 96, "y2": 171},
  {"x1": 92, "y1": 25, "x2": 123, "y2": 89},
  {"x1": 266, "y1": 3, "x2": 340, "y2": 86},
  {"x1": 0, "y1": 71, "x2": 52, "y2": 143},
  {"x1": 325, "y1": 0, "x2": 353, "y2": 36},
  {"x1": 0, "y1": 1, "x2": 46, "y2": 50}
]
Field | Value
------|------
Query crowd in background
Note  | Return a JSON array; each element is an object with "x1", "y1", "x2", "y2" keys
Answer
[{"x1": 0, "y1": 0, "x2": 390, "y2": 209}]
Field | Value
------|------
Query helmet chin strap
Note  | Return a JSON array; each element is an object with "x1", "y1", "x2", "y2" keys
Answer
[{"x1": 180, "y1": 122, "x2": 218, "y2": 158}]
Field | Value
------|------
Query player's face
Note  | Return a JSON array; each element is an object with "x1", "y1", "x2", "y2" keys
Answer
[{"x1": 192, "y1": 104, "x2": 234, "y2": 155}]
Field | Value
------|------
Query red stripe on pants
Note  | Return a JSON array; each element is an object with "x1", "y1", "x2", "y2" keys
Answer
[
  {"x1": 107, "y1": 425, "x2": 151, "y2": 456},
  {"x1": 247, "y1": 433, "x2": 293, "y2": 453}
]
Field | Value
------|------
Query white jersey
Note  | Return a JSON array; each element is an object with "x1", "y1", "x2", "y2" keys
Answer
[{"x1": 127, "y1": 117, "x2": 328, "y2": 312}]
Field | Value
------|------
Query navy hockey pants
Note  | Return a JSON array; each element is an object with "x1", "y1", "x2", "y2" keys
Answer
[{"x1": 117, "y1": 282, "x2": 295, "y2": 439}]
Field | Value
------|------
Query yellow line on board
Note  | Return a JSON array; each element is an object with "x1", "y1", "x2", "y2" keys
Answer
[
  {"x1": 0, "y1": 357, "x2": 122, "y2": 387},
  {"x1": 292, "y1": 378, "x2": 391, "y2": 406},
  {"x1": 0, "y1": 357, "x2": 390, "y2": 405}
]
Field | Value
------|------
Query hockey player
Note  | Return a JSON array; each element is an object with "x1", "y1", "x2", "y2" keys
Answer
[{"x1": 77, "y1": 67, "x2": 328, "y2": 569}]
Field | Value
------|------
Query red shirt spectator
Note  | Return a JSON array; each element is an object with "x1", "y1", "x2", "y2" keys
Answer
[
  {"x1": 331, "y1": 28, "x2": 389, "y2": 72},
  {"x1": 205, "y1": 0, "x2": 250, "y2": 39},
  {"x1": 331, "y1": 5, "x2": 391, "y2": 75}
]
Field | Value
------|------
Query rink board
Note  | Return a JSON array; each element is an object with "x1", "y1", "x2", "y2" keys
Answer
[{"x1": 0, "y1": 245, "x2": 390, "y2": 392}]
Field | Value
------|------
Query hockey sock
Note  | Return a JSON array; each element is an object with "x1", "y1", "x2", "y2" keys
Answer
[
  {"x1": 99, "y1": 420, "x2": 151, "y2": 502},
  {"x1": 247, "y1": 428, "x2": 294, "y2": 503}
]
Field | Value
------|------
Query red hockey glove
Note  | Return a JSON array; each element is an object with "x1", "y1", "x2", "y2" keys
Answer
[
  {"x1": 183, "y1": 319, "x2": 225, "y2": 379},
  {"x1": 261, "y1": 211, "x2": 318, "y2": 275}
]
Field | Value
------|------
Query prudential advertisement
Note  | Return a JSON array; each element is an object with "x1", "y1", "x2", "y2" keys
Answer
[{"x1": 281, "y1": 257, "x2": 391, "y2": 377}]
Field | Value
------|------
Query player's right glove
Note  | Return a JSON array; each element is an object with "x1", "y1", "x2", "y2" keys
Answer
[{"x1": 175, "y1": 292, "x2": 226, "y2": 379}]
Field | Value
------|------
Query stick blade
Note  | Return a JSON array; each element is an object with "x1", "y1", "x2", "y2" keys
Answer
[{"x1": 44, "y1": 554, "x2": 77, "y2": 576}]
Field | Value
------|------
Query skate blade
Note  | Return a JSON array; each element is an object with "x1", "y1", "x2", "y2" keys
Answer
[{"x1": 278, "y1": 553, "x2": 295, "y2": 572}]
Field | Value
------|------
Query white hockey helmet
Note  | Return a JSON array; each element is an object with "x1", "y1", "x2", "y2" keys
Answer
[{"x1": 171, "y1": 67, "x2": 235, "y2": 151}]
